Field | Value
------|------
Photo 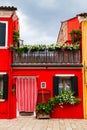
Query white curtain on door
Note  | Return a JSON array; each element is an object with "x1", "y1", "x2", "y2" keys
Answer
[{"x1": 16, "y1": 76, "x2": 37, "y2": 112}]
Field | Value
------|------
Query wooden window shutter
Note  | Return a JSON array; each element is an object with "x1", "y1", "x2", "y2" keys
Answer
[
  {"x1": 3, "y1": 74, "x2": 8, "y2": 99},
  {"x1": 53, "y1": 76, "x2": 59, "y2": 96},
  {"x1": 0, "y1": 23, "x2": 6, "y2": 46},
  {"x1": 71, "y1": 76, "x2": 78, "y2": 96}
]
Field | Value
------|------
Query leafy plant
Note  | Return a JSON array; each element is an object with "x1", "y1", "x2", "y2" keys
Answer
[
  {"x1": 55, "y1": 43, "x2": 63, "y2": 50},
  {"x1": 62, "y1": 44, "x2": 80, "y2": 51},
  {"x1": 47, "y1": 44, "x2": 55, "y2": 51},
  {"x1": 38, "y1": 44, "x2": 46, "y2": 51},
  {"x1": 29, "y1": 45, "x2": 39, "y2": 52},
  {"x1": 0, "y1": 91, "x2": 3, "y2": 99},
  {"x1": 36, "y1": 89, "x2": 81, "y2": 114},
  {"x1": 70, "y1": 29, "x2": 81, "y2": 43},
  {"x1": 13, "y1": 30, "x2": 19, "y2": 47},
  {"x1": 14, "y1": 46, "x2": 24, "y2": 54},
  {"x1": 55, "y1": 89, "x2": 81, "y2": 106}
]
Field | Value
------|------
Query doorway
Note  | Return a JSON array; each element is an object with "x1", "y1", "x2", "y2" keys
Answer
[{"x1": 16, "y1": 76, "x2": 37, "y2": 117}]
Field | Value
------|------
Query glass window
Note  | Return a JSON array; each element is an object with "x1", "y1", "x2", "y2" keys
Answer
[
  {"x1": 0, "y1": 75, "x2": 3, "y2": 99},
  {"x1": 0, "y1": 22, "x2": 8, "y2": 47},
  {"x1": 59, "y1": 77, "x2": 71, "y2": 94},
  {"x1": 53, "y1": 76, "x2": 78, "y2": 96}
]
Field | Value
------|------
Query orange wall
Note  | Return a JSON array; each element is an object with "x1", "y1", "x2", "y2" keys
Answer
[{"x1": 67, "y1": 17, "x2": 81, "y2": 40}]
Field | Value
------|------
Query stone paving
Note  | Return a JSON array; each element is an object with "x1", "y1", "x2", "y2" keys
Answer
[{"x1": 0, "y1": 116, "x2": 87, "y2": 130}]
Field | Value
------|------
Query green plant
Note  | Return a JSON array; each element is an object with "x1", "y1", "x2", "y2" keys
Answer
[
  {"x1": 55, "y1": 43, "x2": 62, "y2": 50},
  {"x1": 14, "y1": 47, "x2": 24, "y2": 54},
  {"x1": 0, "y1": 91, "x2": 3, "y2": 98},
  {"x1": 36, "y1": 103, "x2": 53, "y2": 114},
  {"x1": 38, "y1": 44, "x2": 46, "y2": 51},
  {"x1": 29, "y1": 45, "x2": 39, "y2": 52},
  {"x1": 70, "y1": 29, "x2": 81, "y2": 43},
  {"x1": 55, "y1": 89, "x2": 81, "y2": 106},
  {"x1": 36, "y1": 89, "x2": 81, "y2": 114},
  {"x1": 23, "y1": 45, "x2": 29, "y2": 53},
  {"x1": 47, "y1": 44, "x2": 55, "y2": 51},
  {"x1": 12, "y1": 88, "x2": 16, "y2": 93},
  {"x1": 13, "y1": 30, "x2": 19, "y2": 47},
  {"x1": 62, "y1": 44, "x2": 73, "y2": 51},
  {"x1": 62, "y1": 44, "x2": 80, "y2": 51},
  {"x1": 72, "y1": 44, "x2": 80, "y2": 51}
]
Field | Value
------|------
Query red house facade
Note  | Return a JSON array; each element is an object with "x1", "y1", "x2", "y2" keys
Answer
[{"x1": 0, "y1": 7, "x2": 84, "y2": 119}]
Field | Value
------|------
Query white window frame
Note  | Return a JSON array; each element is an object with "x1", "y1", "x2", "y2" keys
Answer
[{"x1": 0, "y1": 21, "x2": 8, "y2": 48}]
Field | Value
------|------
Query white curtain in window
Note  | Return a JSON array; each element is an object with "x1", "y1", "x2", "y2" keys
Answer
[{"x1": 16, "y1": 77, "x2": 37, "y2": 112}]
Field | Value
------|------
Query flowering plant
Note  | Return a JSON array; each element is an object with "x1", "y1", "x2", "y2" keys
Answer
[
  {"x1": 36, "y1": 89, "x2": 81, "y2": 114},
  {"x1": 54, "y1": 89, "x2": 81, "y2": 107}
]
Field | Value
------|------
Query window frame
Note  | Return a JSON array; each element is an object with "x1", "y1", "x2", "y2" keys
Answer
[
  {"x1": 53, "y1": 74, "x2": 78, "y2": 96},
  {"x1": 0, "y1": 72, "x2": 8, "y2": 102},
  {"x1": 0, "y1": 21, "x2": 8, "y2": 48}
]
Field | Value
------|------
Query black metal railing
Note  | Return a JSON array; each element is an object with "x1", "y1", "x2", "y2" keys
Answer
[{"x1": 12, "y1": 50, "x2": 81, "y2": 65}]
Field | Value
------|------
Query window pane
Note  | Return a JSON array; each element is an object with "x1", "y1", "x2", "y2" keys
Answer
[
  {"x1": 0, "y1": 23, "x2": 6, "y2": 46},
  {"x1": 0, "y1": 76, "x2": 3, "y2": 98},
  {"x1": 59, "y1": 77, "x2": 71, "y2": 94}
]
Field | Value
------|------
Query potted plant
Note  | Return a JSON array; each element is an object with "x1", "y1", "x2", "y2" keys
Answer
[{"x1": 36, "y1": 101, "x2": 55, "y2": 119}]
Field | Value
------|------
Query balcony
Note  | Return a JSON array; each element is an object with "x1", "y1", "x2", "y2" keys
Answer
[{"x1": 11, "y1": 49, "x2": 82, "y2": 68}]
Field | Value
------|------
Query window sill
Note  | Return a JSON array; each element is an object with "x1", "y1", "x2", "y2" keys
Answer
[{"x1": 0, "y1": 99, "x2": 5, "y2": 102}]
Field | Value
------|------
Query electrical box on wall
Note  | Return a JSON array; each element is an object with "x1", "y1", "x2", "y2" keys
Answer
[{"x1": 41, "y1": 82, "x2": 46, "y2": 89}]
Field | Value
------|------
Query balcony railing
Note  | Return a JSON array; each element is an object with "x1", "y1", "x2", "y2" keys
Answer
[{"x1": 12, "y1": 50, "x2": 81, "y2": 67}]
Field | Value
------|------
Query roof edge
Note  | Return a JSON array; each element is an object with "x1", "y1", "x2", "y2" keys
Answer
[{"x1": 0, "y1": 6, "x2": 17, "y2": 11}]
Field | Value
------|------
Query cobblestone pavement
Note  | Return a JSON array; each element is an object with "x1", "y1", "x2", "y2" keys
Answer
[{"x1": 0, "y1": 116, "x2": 87, "y2": 130}]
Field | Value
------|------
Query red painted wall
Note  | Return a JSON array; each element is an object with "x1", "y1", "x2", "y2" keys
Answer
[
  {"x1": 12, "y1": 68, "x2": 83, "y2": 118},
  {"x1": 0, "y1": 16, "x2": 19, "y2": 119},
  {"x1": 0, "y1": 15, "x2": 83, "y2": 119}
]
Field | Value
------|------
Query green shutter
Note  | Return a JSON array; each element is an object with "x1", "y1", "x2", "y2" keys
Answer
[
  {"x1": 71, "y1": 76, "x2": 78, "y2": 96},
  {"x1": 3, "y1": 74, "x2": 8, "y2": 99},
  {"x1": 53, "y1": 76, "x2": 59, "y2": 96},
  {"x1": 0, "y1": 23, "x2": 6, "y2": 46}
]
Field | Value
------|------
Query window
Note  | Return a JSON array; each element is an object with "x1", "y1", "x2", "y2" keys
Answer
[
  {"x1": 58, "y1": 77, "x2": 71, "y2": 94},
  {"x1": 53, "y1": 76, "x2": 78, "y2": 96},
  {"x1": 0, "y1": 74, "x2": 8, "y2": 99},
  {"x1": 0, "y1": 75, "x2": 3, "y2": 98},
  {"x1": 0, "y1": 22, "x2": 8, "y2": 47}
]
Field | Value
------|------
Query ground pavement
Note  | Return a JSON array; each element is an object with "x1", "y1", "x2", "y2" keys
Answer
[{"x1": 0, "y1": 116, "x2": 87, "y2": 130}]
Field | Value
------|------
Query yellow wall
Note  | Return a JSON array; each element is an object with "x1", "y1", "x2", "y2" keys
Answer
[{"x1": 82, "y1": 21, "x2": 87, "y2": 119}]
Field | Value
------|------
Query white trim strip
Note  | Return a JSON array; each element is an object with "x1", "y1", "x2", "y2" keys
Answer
[
  {"x1": 0, "y1": 72, "x2": 7, "y2": 75},
  {"x1": 55, "y1": 74, "x2": 75, "y2": 77}
]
